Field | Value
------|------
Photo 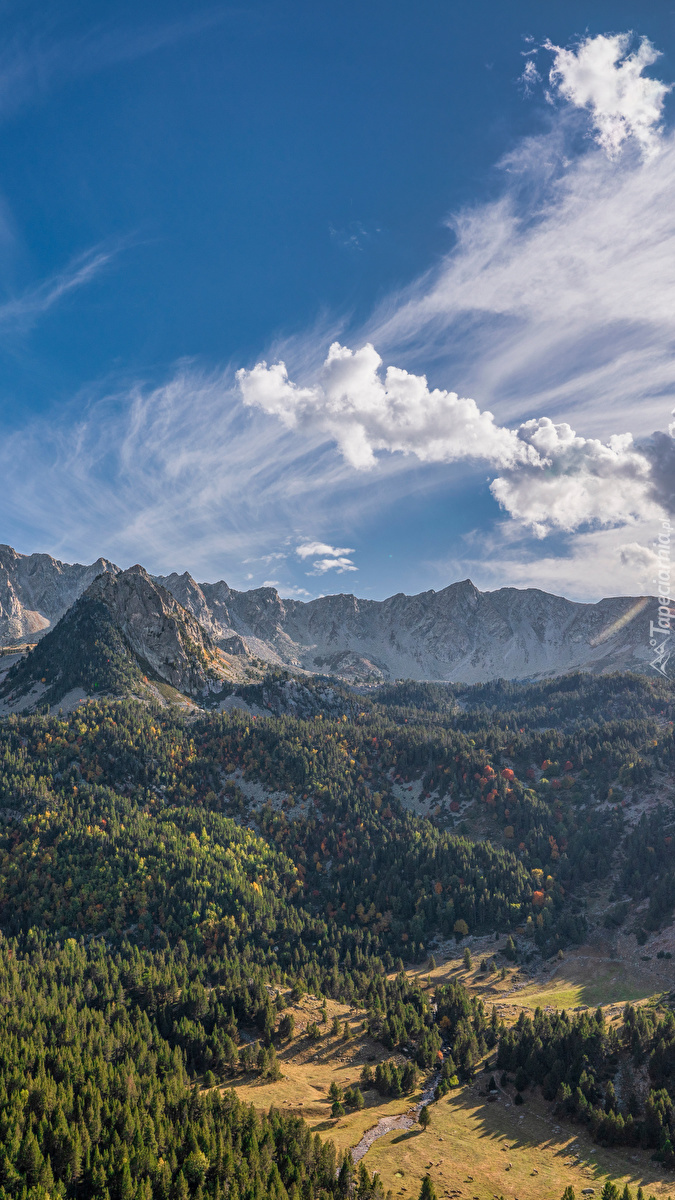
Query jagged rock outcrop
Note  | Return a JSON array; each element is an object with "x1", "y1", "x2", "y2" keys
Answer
[
  {"x1": 0, "y1": 545, "x2": 117, "y2": 645},
  {"x1": 0, "y1": 543, "x2": 657, "y2": 686},
  {"x1": 155, "y1": 572, "x2": 249, "y2": 657},
  {"x1": 0, "y1": 565, "x2": 232, "y2": 710},
  {"x1": 157, "y1": 573, "x2": 655, "y2": 683},
  {"x1": 86, "y1": 566, "x2": 231, "y2": 693}
]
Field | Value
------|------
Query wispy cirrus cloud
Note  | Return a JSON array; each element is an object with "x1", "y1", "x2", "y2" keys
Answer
[
  {"x1": 0, "y1": 244, "x2": 117, "y2": 332},
  {"x1": 0, "y1": 7, "x2": 232, "y2": 123},
  {"x1": 365, "y1": 36, "x2": 675, "y2": 444},
  {"x1": 0, "y1": 362, "x2": 379, "y2": 582},
  {"x1": 3, "y1": 30, "x2": 675, "y2": 603}
]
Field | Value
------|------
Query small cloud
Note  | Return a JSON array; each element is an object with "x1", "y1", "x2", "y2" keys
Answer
[
  {"x1": 296, "y1": 540, "x2": 354, "y2": 560},
  {"x1": 519, "y1": 57, "x2": 541, "y2": 96},
  {"x1": 329, "y1": 221, "x2": 379, "y2": 251},
  {"x1": 295, "y1": 539, "x2": 358, "y2": 575},
  {"x1": 618, "y1": 541, "x2": 660, "y2": 571},
  {"x1": 307, "y1": 556, "x2": 358, "y2": 575},
  {"x1": 262, "y1": 579, "x2": 279, "y2": 587},
  {"x1": 278, "y1": 584, "x2": 311, "y2": 598},
  {"x1": 545, "y1": 32, "x2": 672, "y2": 158},
  {"x1": 0, "y1": 243, "x2": 118, "y2": 334}
]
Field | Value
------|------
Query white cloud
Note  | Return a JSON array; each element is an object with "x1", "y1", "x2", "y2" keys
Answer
[
  {"x1": 308, "y1": 556, "x2": 358, "y2": 575},
  {"x1": 3, "y1": 28, "x2": 674, "y2": 605},
  {"x1": 296, "y1": 541, "x2": 354, "y2": 559},
  {"x1": 364, "y1": 48, "x2": 675, "y2": 448},
  {"x1": 519, "y1": 57, "x2": 541, "y2": 96},
  {"x1": 0, "y1": 364, "x2": 369, "y2": 580},
  {"x1": 0, "y1": 245, "x2": 116, "y2": 333},
  {"x1": 241, "y1": 345, "x2": 674, "y2": 536},
  {"x1": 239, "y1": 342, "x2": 537, "y2": 471},
  {"x1": 0, "y1": 10, "x2": 231, "y2": 125},
  {"x1": 295, "y1": 540, "x2": 358, "y2": 575},
  {"x1": 490, "y1": 419, "x2": 665, "y2": 535},
  {"x1": 438, "y1": 521, "x2": 664, "y2": 603},
  {"x1": 277, "y1": 584, "x2": 311, "y2": 598},
  {"x1": 546, "y1": 34, "x2": 671, "y2": 158}
]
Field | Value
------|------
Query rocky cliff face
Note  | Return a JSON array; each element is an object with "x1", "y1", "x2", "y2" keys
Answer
[
  {"x1": 0, "y1": 543, "x2": 656, "y2": 685},
  {"x1": 86, "y1": 566, "x2": 232, "y2": 694},
  {"x1": 158, "y1": 574, "x2": 655, "y2": 683},
  {"x1": 0, "y1": 566, "x2": 233, "y2": 711},
  {"x1": 0, "y1": 545, "x2": 117, "y2": 645}
]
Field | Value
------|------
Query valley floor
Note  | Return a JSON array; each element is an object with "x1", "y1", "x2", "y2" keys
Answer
[{"x1": 229, "y1": 939, "x2": 675, "y2": 1200}]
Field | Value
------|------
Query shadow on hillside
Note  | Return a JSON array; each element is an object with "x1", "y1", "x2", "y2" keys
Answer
[
  {"x1": 447, "y1": 1086, "x2": 660, "y2": 1191},
  {"x1": 391, "y1": 1129, "x2": 422, "y2": 1145}
]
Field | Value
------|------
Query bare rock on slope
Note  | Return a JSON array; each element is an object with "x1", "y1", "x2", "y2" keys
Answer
[
  {"x1": 0, "y1": 565, "x2": 232, "y2": 710},
  {"x1": 0, "y1": 544, "x2": 117, "y2": 646},
  {"x1": 85, "y1": 565, "x2": 231, "y2": 694},
  {"x1": 160, "y1": 574, "x2": 655, "y2": 683}
]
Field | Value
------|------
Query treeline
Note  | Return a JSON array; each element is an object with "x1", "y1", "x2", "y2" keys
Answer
[
  {"x1": 377, "y1": 673, "x2": 675, "y2": 732},
  {"x1": 0, "y1": 935, "x2": 388, "y2": 1200},
  {"x1": 2, "y1": 677, "x2": 673, "y2": 972},
  {"x1": 497, "y1": 1003, "x2": 675, "y2": 1163},
  {"x1": 0, "y1": 670, "x2": 672, "y2": 1198}
]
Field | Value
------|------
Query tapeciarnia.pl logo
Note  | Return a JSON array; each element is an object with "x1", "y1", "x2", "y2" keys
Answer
[{"x1": 650, "y1": 519, "x2": 672, "y2": 678}]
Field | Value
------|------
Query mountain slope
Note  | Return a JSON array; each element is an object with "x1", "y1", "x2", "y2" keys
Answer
[
  {"x1": 157, "y1": 573, "x2": 654, "y2": 683},
  {"x1": 0, "y1": 544, "x2": 117, "y2": 644},
  {"x1": 0, "y1": 565, "x2": 234, "y2": 709},
  {"x1": 0, "y1": 542, "x2": 655, "y2": 684}
]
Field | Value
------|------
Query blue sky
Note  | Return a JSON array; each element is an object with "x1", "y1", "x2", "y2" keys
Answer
[{"x1": 0, "y1": 0, "x2": 674, "y2": 602}]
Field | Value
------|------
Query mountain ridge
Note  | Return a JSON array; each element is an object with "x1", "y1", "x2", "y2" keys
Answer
[
  {"x1": 0, "y1": 565, "x2": 234, "y2": 711},
  {"x1": 0, "y1": 543, "x2": 657, "y2": 685}
]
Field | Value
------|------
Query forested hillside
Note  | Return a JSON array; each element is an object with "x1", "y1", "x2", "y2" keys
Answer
[{"x1": 0, "y1": 669, "x2": 673, "y2": 1199}]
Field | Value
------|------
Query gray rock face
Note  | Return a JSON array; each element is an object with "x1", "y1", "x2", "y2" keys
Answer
[
  {"x1": 158, "y1": 573, "x2": 656, "y2": 683},
  {"x1": 0, "y1": 545, "x2": 117, "y2": 645},
  {"x1": 88, "y1": 566, "x2": 229, "y2": 694},
  {"x1": 0, "y1": 544, "x2": 656, "y2": 684}
]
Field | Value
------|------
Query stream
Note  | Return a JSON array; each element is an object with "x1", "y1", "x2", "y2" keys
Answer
[{"x1": 352, "y1": 1068, "x2": 442, "y2": 1163}]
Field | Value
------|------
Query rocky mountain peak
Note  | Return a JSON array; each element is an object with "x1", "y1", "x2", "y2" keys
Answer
[
  {"x1": 0, "y1": 563, "x2": 236, "y2": 712},
  {"x1": 0, "y1": 545, "x2": 118, "y2": 646},
  {"x1": 0, "y1": 542, "x2": 659, "y2": 687}
]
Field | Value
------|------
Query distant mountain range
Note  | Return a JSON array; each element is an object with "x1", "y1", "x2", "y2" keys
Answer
[{"x1": 0, "y1": 543, "x2": 657, "y2": 709}]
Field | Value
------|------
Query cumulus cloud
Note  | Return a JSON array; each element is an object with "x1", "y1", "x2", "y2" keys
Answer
[
  {"x1": 240, "y1": 344, "x2": 674, "y2": 536},
  {"x1": 238, "y1": 342, "x2": 537, "y2": 472},
  {"x1": 546, "y1": 33, "x2": 671, "y2": 158},
  {"x1": 295, "y1": 541, "x2": 358, "y2": 573},
  {"x1": 490, "y1": 419, "x2": 667, "y2": 536},
  {"x1": 308, "y1": 557, "x2": 358, "y2": 575}
]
